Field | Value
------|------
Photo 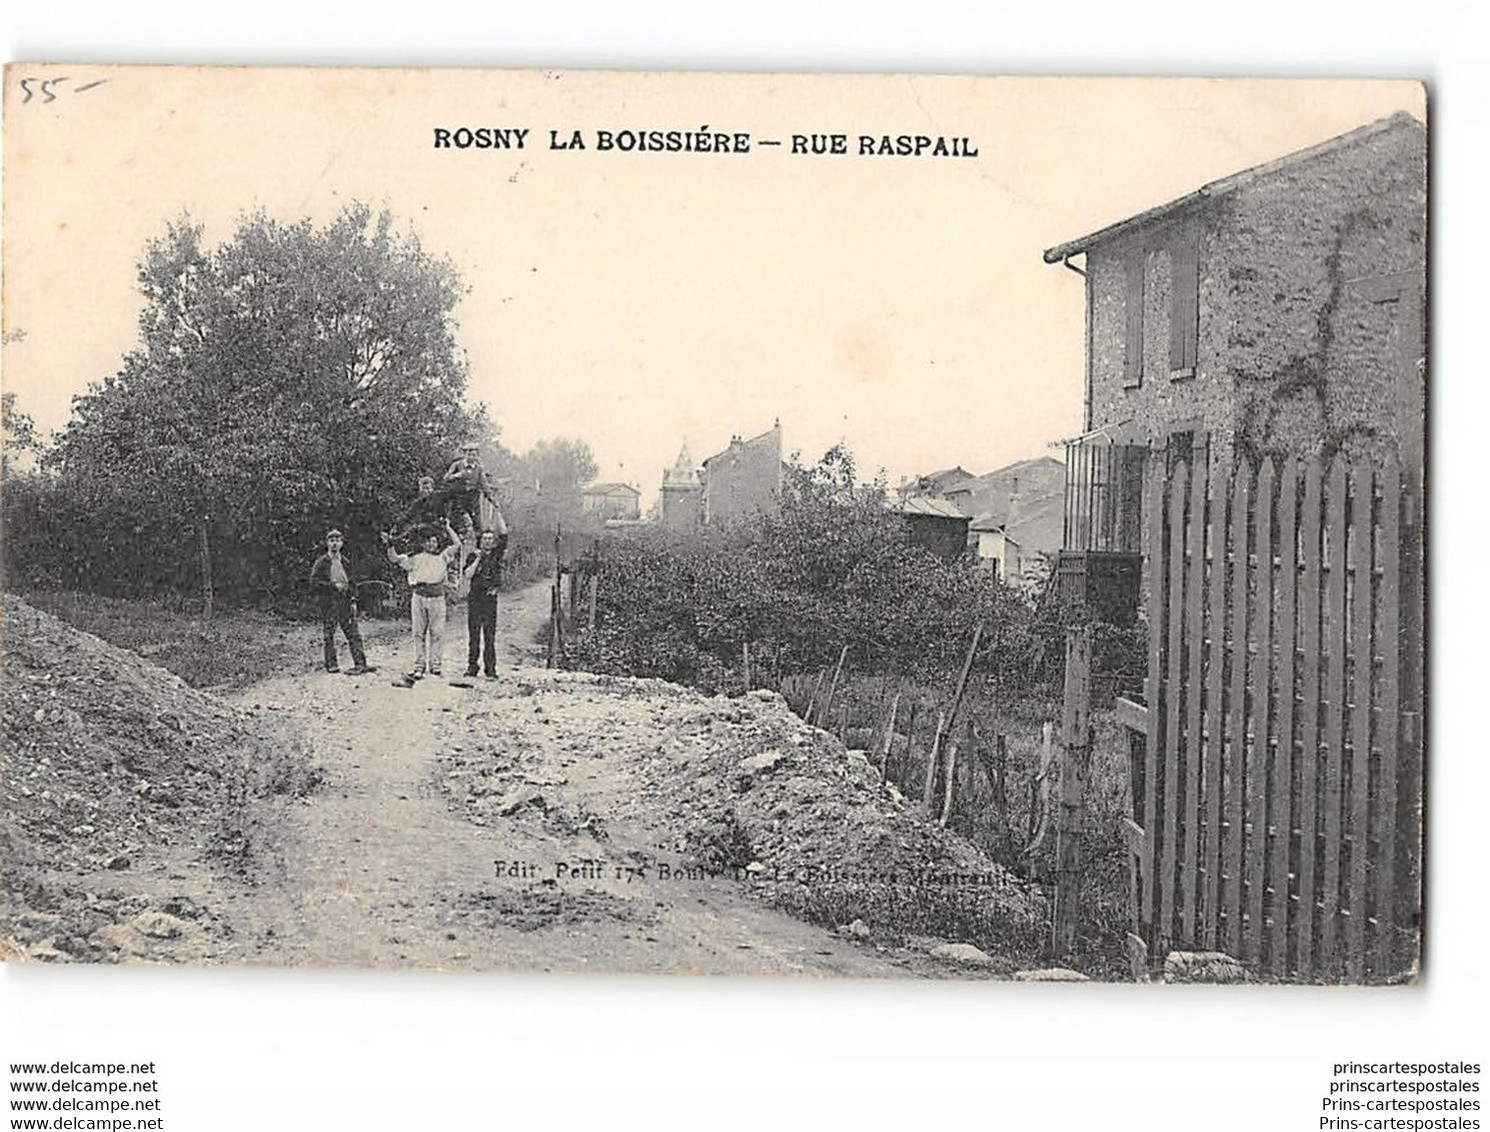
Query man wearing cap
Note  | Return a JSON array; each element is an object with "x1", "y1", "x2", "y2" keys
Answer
[
  {"x1": 309, "y1": 529, "x2": 373, "y2": 675},
  {"x1": 442, "y1": 442, "x2": 499, "y2": 536}
]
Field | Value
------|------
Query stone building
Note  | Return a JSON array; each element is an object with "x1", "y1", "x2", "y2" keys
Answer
[
  {"x1": 580, "y1": 482, "x2": 642, "y2": 522},
  {"x1": 658, "y1": 443, "x2": 704, "y2": 529},
  {"x1": 700, "y1": 422, "x2": 783, "y2": 526},
  {"x1": 1046, "y1": 111, "x2": 1425, "y2": 562},
  {"x1": 942, "y1": 456, "x2": 1064, "y2": 524}
]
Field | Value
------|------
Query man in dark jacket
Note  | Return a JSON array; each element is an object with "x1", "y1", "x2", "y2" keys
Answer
[
  {"x1": 309, "y1": 529, "x2": 373, "y2": 675},
  {"x1": 443, "y1": 443, "x2": 500, "y2": 536},
  {"x1": 390, "y1": 475, "x2": 451, "y2": 549},
  {"x1": 462, "y1": 527, "x2": 508, "y2": 677}
]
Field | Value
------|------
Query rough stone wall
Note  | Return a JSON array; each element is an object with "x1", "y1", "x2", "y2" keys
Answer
[
  {"x1": 1210, "y1": 124, "x2": 1426, "y2": 468},
  {"x1": 1079, "y1": 118, "x2": 1424, "y2": 623},
  {"x1": 703, "y1": 426, "x2": 782, "y2": 525},
  {"x1": 1084, "y1": 119, "x2": 1426, "y2": 470},
  {"x1": 1088, "y1": 236, "x2": 1224, "y2": 446},
  {"x1": 659, "y1": 484, "x2": 703, "y2": 529}
]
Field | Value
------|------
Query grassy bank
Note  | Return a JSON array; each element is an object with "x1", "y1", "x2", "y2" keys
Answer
[{"x1": 18, "y1": 590, "x2": 400, "y2": 691}]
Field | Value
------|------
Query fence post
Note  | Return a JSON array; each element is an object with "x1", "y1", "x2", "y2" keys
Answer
[
  {"x1": 806, "y1": 668, "x2": 829, "y2": 723},
  {"x1": 825, "y1": 645, "x2": 849, "y2": 727},
  {"x1": 940, "y1": 716, "x2": 972, "y2": 827},
  {"x1": 197, "y1": 515, "x2": 214, "y2": 621},
  {"x1": 898, "y1": 699, "x2": 920, "y2": 791},
  {"x1": 547, "y1": 525, "x2": 563, "y2": 669},
  {"x1": 1052, "y1": 625, "x2": 1094, "y2": 958},
  {"x1": 923, "y1": 711, "x2": 945, "y2": 806},
  {"x1": 1025, "y1": 721, "x2": 1056, "y2": 852},
  {"x1": 879, "y1": 687, "x2": 901, "y2": 776},
  {"x1": 926, "y1": 623, "x2": 984, "y2": 806},
  {"x1": 989, "y1": 732, "x2": 1010, "y2": 852}
]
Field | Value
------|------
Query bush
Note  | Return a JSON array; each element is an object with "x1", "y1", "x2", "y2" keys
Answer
[{"x1": 566, "y1": 449, "x2": 1034, "y2": 694}]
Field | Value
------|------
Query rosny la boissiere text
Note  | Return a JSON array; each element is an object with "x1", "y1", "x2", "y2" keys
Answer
[{"x1": 431, "y1": 126, "x2": 979, "y2": 158}]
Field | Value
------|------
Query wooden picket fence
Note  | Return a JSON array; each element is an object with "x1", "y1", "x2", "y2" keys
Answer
[{"x1": 1125, "y1": 451, "x2": 1423, "y2": 982}]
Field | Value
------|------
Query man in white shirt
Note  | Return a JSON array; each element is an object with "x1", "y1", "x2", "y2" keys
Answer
[{"x1": 382, "y1": 518, "x2": 462, "y2": 682}]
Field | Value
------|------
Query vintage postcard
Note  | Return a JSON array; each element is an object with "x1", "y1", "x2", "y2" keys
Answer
[{"x1": 1, "y1": 67, "x2": 1425, "y2": 984}]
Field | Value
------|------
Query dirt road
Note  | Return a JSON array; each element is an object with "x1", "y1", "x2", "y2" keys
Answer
[{"x1": 214, "y1": 584, "x2": 908, "y2": 975}]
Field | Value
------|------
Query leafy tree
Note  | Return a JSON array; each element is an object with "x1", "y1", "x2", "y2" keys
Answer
[
  {"x1": 502, "y1": 437, "x2": 602, "y2": 566},
  {"x1": 758, "y1": 443, "x2": 909, "y2": 597},
  {"x1": 2, "y1": 391, "x2": 39, "y2": 471},
  {"x1": 40, "y1": 204, "x2": 483, "y2": 606},
  {"x1": 1, "y1": 391, "x2": 54, "y2": 589},
  {"x1": 523, "y1": 437, "x2": 598, "y2": 502}
]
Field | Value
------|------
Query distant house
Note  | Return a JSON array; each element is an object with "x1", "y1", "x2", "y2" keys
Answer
[
  {"x1": 942, "y1": 457, "x2": 1063, "y2": 521},
  {"x1": 890, "y1": 496, "x2": 971, "y2": 561},
  {"x1": 580, "y1": 482, "x2": 641, "y2": 522},
  {"x1": 658, "y1": 443, "x2": 704, "y2": 529},
  {"x1": 700, "y1": 422, "x2": 783, "y2": 525},
  {"x1": 899, "y1": 466, "x2": 975, "y2": 501},
  {"x1": 969, "y1": 517, "x2": 1022, "y2": 582},
  {"x1": 942, "y1": 456, "x2": 1065, "y2": 580},
  {"x1": 969, "y1": 493, "x2": 1065, "y2": 588}
]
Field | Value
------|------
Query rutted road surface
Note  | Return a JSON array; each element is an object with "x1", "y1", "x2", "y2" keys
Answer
[{"x1": 217, "y1": 585, "x2": 909, "y2": 975}]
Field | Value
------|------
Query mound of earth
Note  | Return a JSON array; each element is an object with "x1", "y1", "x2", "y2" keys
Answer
[
  {"x1": 0, "y1": 595, "x2": 315, "y2": 962},
  {"x1": 436, "y1": 671, "x2": 1046, "y2": 966},
  {"x1": 630, "y1": 687, "x2": 1047, "y2": 961}
]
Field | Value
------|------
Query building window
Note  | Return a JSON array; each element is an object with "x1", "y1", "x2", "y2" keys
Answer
[
  {"x1": 1170, "y1": 225, "x2": 1199, "y2": 377},
  {"x1": 1123, "y1": 252, "x2": 1145, "y2": 389}
]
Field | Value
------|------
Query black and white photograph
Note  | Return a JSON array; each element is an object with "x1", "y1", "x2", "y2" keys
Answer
[
  {"x1": 0, "y1": 38, "x2": 1476, "y2": 1126},
  {"x1": 1, "y1": 68, "x2": 1425, "y2": 984}
]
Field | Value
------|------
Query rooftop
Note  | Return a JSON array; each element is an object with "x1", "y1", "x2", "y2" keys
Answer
[
  {"x1": 970, "y1": 514, "x2": 1019, "y2": 535},
  {"x1": 1042, "y1": 112, "x2": 1424, "y2": 264},
  {"x1": 892, "y1": 497, "x2": 969, "y2": 520},
  {"x1": 702, "y1": 422, "x2": 782, "y2": 467}
]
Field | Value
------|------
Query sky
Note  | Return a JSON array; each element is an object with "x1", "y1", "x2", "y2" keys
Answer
[{"x1": 3, "y1": 70, "x2": 1423, "y2": 506}]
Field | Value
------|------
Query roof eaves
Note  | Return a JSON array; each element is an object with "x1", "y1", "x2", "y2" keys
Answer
[
  {"x1": 1043, "y1": 188, "x2": 1208, "y2": 264},
  {"x1": 1042, "y1": 112, "x2": 1423, "y2": 264}
]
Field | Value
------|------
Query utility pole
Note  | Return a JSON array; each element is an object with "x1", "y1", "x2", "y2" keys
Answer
[{"x1": 1051, "y1": 625, "x2": 1094, "y2": 957}]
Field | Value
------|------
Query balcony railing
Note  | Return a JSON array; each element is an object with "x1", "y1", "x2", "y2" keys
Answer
[
  {"x1": 1059, "y1": 437, "x2": 1148, "y2": 626},
  {"x1": 1062, "y1": 437, "x2": 1147, "y2": 553}
]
